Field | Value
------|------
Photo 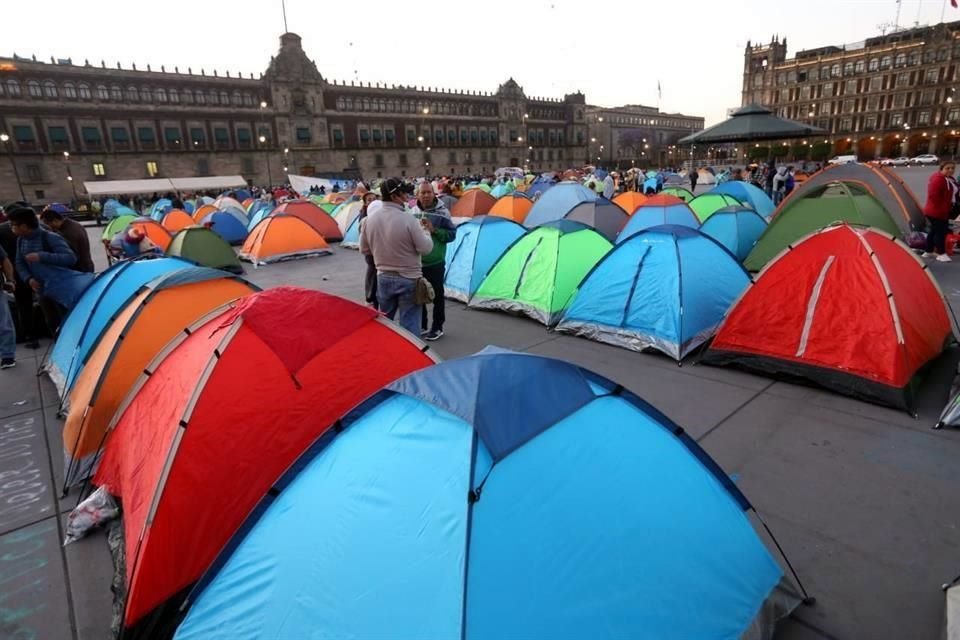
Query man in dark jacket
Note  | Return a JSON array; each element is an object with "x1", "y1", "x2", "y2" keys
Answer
[
  {"x1": 0, "y1": 220, "x2": 39, "y2": 347},
  {"x1": 410, "y1": 182, "x2": 456, "y2": 341},
  {"x1": 358, "y1": 192, "x2": 380, "y2": 309},
  {"x1": 40, "y1": 208, "x2": 95, "y2": 272}
]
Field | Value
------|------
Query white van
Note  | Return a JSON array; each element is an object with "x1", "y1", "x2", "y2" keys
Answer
[{"x1": 828, "y1": 155, "x2": 857, "y2": 165}]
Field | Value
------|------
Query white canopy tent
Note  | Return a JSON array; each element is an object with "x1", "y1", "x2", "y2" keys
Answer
[
  {"x1": 288, "y1": 174, "x2": 340, "y2": 195},
  {"x1": 83, "y1": 175, "x2": 247, "y2": 197}
]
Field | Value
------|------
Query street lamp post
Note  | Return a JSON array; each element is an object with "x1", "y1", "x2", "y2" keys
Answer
[
  {"x1": 259, "y1": 135, "x2": 273, "y2": 187},
  {"x1": 0, "y1": 133, "x2": 26, "y2": 201},
  {"x1": 63, "y1": 151, "x2": 77, "y2": 202}
]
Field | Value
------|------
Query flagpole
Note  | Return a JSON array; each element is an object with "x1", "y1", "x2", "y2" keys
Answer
[{"x1": 281, "y1": 0, "x2": 289, "y2": 33}]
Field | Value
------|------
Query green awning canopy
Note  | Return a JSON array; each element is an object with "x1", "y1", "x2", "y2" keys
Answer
[{"x1": 679, "y1": 105, "x2": 826, "y2": 145}]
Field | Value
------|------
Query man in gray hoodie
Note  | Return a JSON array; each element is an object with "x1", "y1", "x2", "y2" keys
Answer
[{"x1": 359, "y1": 178, "x2": 433, "y2": 336}]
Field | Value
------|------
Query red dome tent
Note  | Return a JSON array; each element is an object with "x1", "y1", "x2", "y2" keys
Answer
[
  {"x1": 93, "y1": 287, "x2": 438, "y2": 639},
  {"x1": 705, "y1": 225, "x2": 955, "y2": 411},
  {"x1": 272, "y1": 200, "x2": 343, "y2": 241}
]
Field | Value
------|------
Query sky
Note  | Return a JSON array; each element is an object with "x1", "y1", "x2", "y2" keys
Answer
[{"x1": 3, "y1": 0, "x2": 958, "y2": 126}]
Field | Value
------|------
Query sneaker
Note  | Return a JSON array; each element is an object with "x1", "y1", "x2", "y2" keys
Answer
[
  {"x1": 0, "y1": 358, "x2": 15, "y2": 369},
  {"x1": 921, "y1": 252, "x2": 935, "y2": 258},
  {"x1": 420, "y1": 328, "x2": 430, "y2": 337},
  {"x1": 937, "y1": 254, "x2": 953, "y2": 262},
  {"x1": 424, "y1": 329, "x2": 444, "y2": 341}
]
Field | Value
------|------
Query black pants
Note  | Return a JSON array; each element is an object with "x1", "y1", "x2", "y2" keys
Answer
[
  {"x1": 12, "y1": 279, "x2": 37, "y2": 342},
  {"x1": 926, "y1": 216, "x2": 949, "y2": 254},
  {"x1": 38, "y1": 296, "x2": 66, "y2": 337},
  {"x1": 364, "y1": 254, "x2": 378, "y2": 309},
  {"x1": 420, "y1": 263, "x2": 445, "y2": 332}
]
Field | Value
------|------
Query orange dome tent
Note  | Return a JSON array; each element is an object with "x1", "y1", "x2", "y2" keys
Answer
[
  {"x1": 240, "y1": 214, "x2": 331, "y2": 265},
  {"x1": 488, "y1": 194, "x2": 533, "y2": 223},
  {"x1": 273, "y1": 200, "x2": 343, "y2": 241},
  {"x1": 160, "y1": 209, "x2": 195, "y2": 233},
  {"x1": 192, "y1": 204, "x2": 218, "y2": 223},
  {"x1": 130, "y1": 218, "x2": 173, "y2": 252},
  {"x1": 451, "y1": 189, "x2": 496, "y2": 218},
  {"x1": 613, "y1": 192, "x2": 649, "y2": 215},
  {"x1": 61, "y1": 267, "x2": 259, "y2": 490}
]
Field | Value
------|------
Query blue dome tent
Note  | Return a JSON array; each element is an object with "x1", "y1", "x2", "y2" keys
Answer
[
  {"x1": 200, "y1": 211, "x2": 249, "y2": 245},
  {"x1": 699, "y1": 206, "x2": 769, "y2": 261},
  {"x1": 444, "y1": 216, "x2": 526, "y2": 302},
  {"x1": 523, "y1": 182, "x2": 596, "y2": 228},
  {"x1": 246, "y1": 205, "x2": 273, "y2": 231},
  {"x1": 44, "y1": 257, "x2": 195, "y2": 400},
  {"x1": 618, "y1": 200, "x2": 700, "y2": 243},
  {"x1": 174, "y1": 349, "x2": 802, "y2": 640},
  {"x1": 340, "y1": 213, "x2": 361, "y2": 249},
  {"x1": 103, "y1": 199, "x2": 138, "y2": 220},
  {"x1": 149, "y1": 198, "x2": 173, "y2": 221},
  {"x1": 557, "y1": 225, "x2": 750, "y2": 361},
  {"x1": 711, "y1": 182, "x2": 775, "y2": 218}
]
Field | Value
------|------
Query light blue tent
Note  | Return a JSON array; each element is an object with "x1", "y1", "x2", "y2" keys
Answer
[
  {"x1": 489, "y1": 182, "x2": 515, "y2": 199},
  {"x1": 246, "y1": 204, "x2": 273, "y2": 231},
  {"x1": 525, "y1": 181, "x2": 554, "y2": 199},
  {"x1": 699, "y1": 206, "x2": 769, "y2": 262},
  {"x1": 557, "y1": 225, "x2": 750, "y2": 361},
  {"x1": 341, "y1": 214, "x2": 361, "y2": 249},
  {"x1": 200, "y1": 211, "x2": 248, "y2": 245},
  {"x1": 45, "y1": 257, "x2": 195, "y2": 399},
  {"x1": 523, "y1": 182, "x2": 596, "y2": 227},
  {"x1": 183, "y1": 200, "x2": 196, "y2": 214},
  {"x1": 103, "y1": 199, "x2": 138, "y2": 220},
  {"x1": 149, "y1": 199, "x2": 172, "y2": 221},
  {"x1": 618, "y1": 201, "x2": 700, "y2": 243},
  {"x1": 711, "y1": 182, "x2": 775, "y2": 218},
  {"x1": 642, "y1": 177, "x2": 658, "y2": 193},
  {"x1": 233, "y1": 189, "x2": 252, "y2": 201},
  {"x1": 174, "y1": 348, "x2": 799, "y2": 640},
  {"x1": 444, "y1": 216, "x2": 526, "y2": 302}
]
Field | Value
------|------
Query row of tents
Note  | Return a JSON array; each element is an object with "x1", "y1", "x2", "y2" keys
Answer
[{"x1": 43, "y1": 263, "x2": 808, "y2": 639}]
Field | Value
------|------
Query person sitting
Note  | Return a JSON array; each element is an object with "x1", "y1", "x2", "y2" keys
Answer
[{"x1": 108, "y1": 227, "x2": 162, "y2": 260}]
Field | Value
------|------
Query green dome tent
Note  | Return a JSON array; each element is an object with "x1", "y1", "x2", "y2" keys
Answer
[
  {"x1": 101, "y1": 214, "x2": 136, "y2": 241},
  {"x1": 167, "y1": 226, "x2": 244, "y2": 274},
  {"x1": 743, "y1": 182, "x2": 903, "y2": 272},
  {"x1": 689, "y1": 193, "x2": 743, "y2": 222},
  {"x1": 468, "y1": 220, "x2": 612, "y2": 326}
]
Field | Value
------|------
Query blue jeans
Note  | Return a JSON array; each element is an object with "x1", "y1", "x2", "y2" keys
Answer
[
  {"x1": 0, "y1": 293, "x2": 15, "y2": 359},
  {"x1": 377, "y1": 273, "x2": 422, "y2": 336}
]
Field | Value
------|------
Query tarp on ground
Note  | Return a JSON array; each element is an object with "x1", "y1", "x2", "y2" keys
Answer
[{"x1": 174, "y1": 348, "x2": 800, "y2": 640}]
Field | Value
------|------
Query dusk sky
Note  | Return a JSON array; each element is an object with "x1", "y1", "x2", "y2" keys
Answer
[{"x1": 4, "y1": 0, "x2": 958, "y2": 125}]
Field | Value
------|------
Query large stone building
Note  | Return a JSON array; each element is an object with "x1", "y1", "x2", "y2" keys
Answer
[
  {"x1": 584, "y1": 104, "x2": 704, "y2": 169},
  {"x1": 743, "y1": 21, "x2": 960, "y2": 160},
  {"x1": 0, "y1": 33, "x2": 590, "y2": 204}
]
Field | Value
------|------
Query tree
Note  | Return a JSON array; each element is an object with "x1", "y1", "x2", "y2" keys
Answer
[
  {"x1": 748, "y1": 146, "x2": 770, "y2": 160},
  {"x1": 811, "y1": 142, "x2": 832, "y2": 161}
]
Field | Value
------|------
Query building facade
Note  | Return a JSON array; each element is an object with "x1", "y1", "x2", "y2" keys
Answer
[
  {"x1": 743, "y1": 21, "x2": 960, "y2": 161},
  {"x1": 584, "y1": 105, "x2": 704, "y2": 169},
  {"x1": 0, "y1": 33, "x2": 589, "y2": 204}
]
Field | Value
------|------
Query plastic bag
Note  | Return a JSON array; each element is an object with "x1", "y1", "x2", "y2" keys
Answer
[{"x1": 63, "y1": 486, "x2": 119, "y2": 546}]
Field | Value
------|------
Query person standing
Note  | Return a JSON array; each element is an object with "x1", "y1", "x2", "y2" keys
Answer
[
  {"x1": 0, "y1": 243, "x2": 16, "y2": 368},
  {"x1": 360, "y1": 178, "x2": 433, "y2": 335},
  {"x1": 410, "y1": 182, "x2": 456, "y2": 341},
  {"x1": 0, "y1": 220, "x2": 38, "y2": 348},
  {"x1": 923, "y1": 161, "x2": 956, "y2": 262},
  {"x1": 602, "y1": 173, "x2": 615, "y2": 199},
  {"x1": 358, "y1": 191, "x2": 380, "y2": 309},
  {"x1": 40, "y1": 208, "x2": 95, "y2": 272},
  {"x1": 689, "y1": 167, "x2": 699, "y2": 194}
]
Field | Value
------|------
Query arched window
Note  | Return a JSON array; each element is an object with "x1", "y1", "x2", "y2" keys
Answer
[
  {"x1": 243, "y1": 93, "x2": 254, "y2": 106},
  {"x1": 94, "y1": 84, "x2": 107, "y2": 100},
  {"x1": 77, "y1": 83, "x2": 91, "y2": 99},
  {"x1": 110, "y1": 85, "x2": 122, "y2": 100},
  {"x1": 155, "y1": 88, "x2": 167, "y2": 102},
  {"x1": 362, "y1": 98, "x2": 370, "y2": 111},
  {"x1": 127, "y1": 86, "x2": 139, "y2": 101},
  {"x1": 6, "y1": 79, "x2": 20, "y2": 97},
  {"x1": 909, "y1": 52, "x2": 920, "y2": 65},
  {"x1": 65, "y1": 83, "x2": 79, "y2": 99},
  {"x1": 43, "y1": 81, "x2": 57, "y2": 98},
  {"x1": 232, "y1": 91, "x2": 242, "y2": 106},
  {"x1": 336, "y1": 98, "x2": 345, "y2": 110},
  {"x1": 895, "y1": 53, "x2": 907, "y2": 67},
  {"x1": 168, "y1": 88, "x2": 179, "y2": 103},
  {"x1": 195, "y1": 90, "x2": 206, "y2": 104},
  {"x1": 27, "y1": 80, "x2": 41, "y2": 97},
  {"x1": 180, "y1": 89, "x2": 193, "y2": 104},
  {"x1": 140, "y1": 87, "x2": 152, "y2": 103},
  {"x1": 344, "y1": 97, "x2": 353, "y2": 111},
  {"x1": 219, "y1": 90, "x2": 229, "y2": 104},
  {"x1": 208, "y1": 90, "x2": 219, "y2": 105},
  {"x1": 881, "y1": 56, "x2": 892, "y2": 69}
]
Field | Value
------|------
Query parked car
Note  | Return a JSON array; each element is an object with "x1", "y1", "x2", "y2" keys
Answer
[
  {"x1": 878, "y1": 157, "x2": 895, "y2": 166},
  {"x1": 889, "y1": 157, "x2": 912, "y2": 166},
  {"x1": 828, "y1": 155, "x2": 857, "y2": 165},
  {"x1": 910, "y1": 154, "x2": 940, "y2": 166}
]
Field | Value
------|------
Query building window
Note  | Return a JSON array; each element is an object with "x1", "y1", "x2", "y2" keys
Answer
[
  {"x1": 127, "y1": 86, "x2": 139, "y2": 101},
  {"x1": 181, "y1": 90, "x2": 193, "y2": 105},
  {"x1": 75, "y1": 83, "x2": 90, "y2": 99},
  {"x1": 869, "y1": 76, "x2": 882, "y2": 91},
  {"x1": 840, "y1": 117, "x2": 852, "y2": 131},
  {"x1": 909, "y1": 52, "x2": 920, "y2": 66},
  {"x1": 93, "y1": 84, "x2": 107, "y2": 100},
  {"x1": 866, "y1": 96, "x2": 880, "y2": 111},
  {"x1": 864, "y1": 114, "x2": 878, "y2": 130},
  {"x1": 165, "y1": 127, "x2": 182, "y2": 148},
  {"x1": 47, "y1": 126, "x2": 68, "y2": 150},
  {"x1": 218, "y1": 91, "x2": 228, "y2": 105},
  {"x1": 92, "y1": 162, "x2": 105, "y2": 177},
  {"x1": 822, "y1": 82, "x2": 834, "y2": 97},
  {"x1": 236, "y1": 128, "x2": 251, "y2": 148},
  {"x1": 844, "y1": 80, "x2": 857, "y2": 94},
  {"x1": 385, "y1": 128, "x2": 395, "y2": 143},
  {"x1": 867, "y1": 58, "x2": 879, "y2": 72},
  {"x1": 195, "y1": 90, "x2": 205, "y2": 104},
  {"x1": 359, "y1": 128, "x2": 369, "y2": 143},
  {"x1": 190, "y1": 127, "x2": 206, "y2": 147},
  {"x1": 141, "y1": 88, "x2": 153, "y2": 103},
  {"x1": 26, "y1": 81, "x2": 41, "y2": 97},
  {"x1": 895, "y1": 53, "x2": 907, "y2": 67},
  {"x1": 5, "y1": 79, "x2": 20, "y2": 96},
  {"x1": 105, "y1": 85, "x2": 120, "y2": 101},
  {"x1": 232, "y1": 91, "x2": 243, "y2": 106},
  {"x1": 64, "y1": 83, "x2": 78, "y2": 99},
  {"x1": 296, "y1": 127, "x2": 312, "y2": 143},
  {"x1": 331, "y1": 128, "x2": 344, "y2": 147},
  {"x1": 920, "y1": 89, "x2": 935, "y2": 105},
  {"x1": 854, "y1": 60, "x2": 865, "y2": 74},
  {"x1": 893, "y1": 93, "x2": 907, "y2": 107},
  {"x1": 830, "y1": 64, "x2": 841, "y2": 77},
  {"x1": 146, "y1": 161, "x2": 159, "y2": 177},
  {"x1": 918, "y1": 111, "x2": 931, "y2": 125},
  {"x1": 169, "y1": 89, "x2": 179, "y2": 104},
  {"x1": 891, "y1": 112, "x2": 904, "y2": 126},
  {"x1": 13, "y1": 125, "x2": 35, "y2": 150},
  {"x1": 155, "y1": 88, "x2": 167, "y2": 103},
  {"x1": 925, "y1": 50, "x2": 937, "y2": 64},
  {"x1": 373, "y1": 129, "x2": 383, "y2": 143},
  {"x1": 490, "y1": 130, "x2": 497, "y2": 143},
  {"x1": 81, "y1": 126, "x2": 102, "y2": 148},
  {"x1": 243, "y1": 93, "x2": 254, "y2": 107},
  {"x1": 926, "y1": 68, "x2": 940, "y2": 84},
  {"x1": 842, "y1": 63, "x2": 853, "y2": 76},
  {"x1": 880, "y1": 56, "x2": 892, "y2": 70},
  {"x1": 208, "y1": 90, "x2": 219, "y2": 105},
  {"x1": 949, "y1": 107, "x2": 960, "y2": 122},
  {"x1": 138, "y1": 126, "x2": 156, "y2": 147},
  {"x1": 214, "y1": 127, "x2": 230, "y2": 147},
  {"x1": 843, "y1": 99, "x2": 855, "y2": 113},
  {"x1": 110, "y1": 127, "x2": 130, "y2": 146}
]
